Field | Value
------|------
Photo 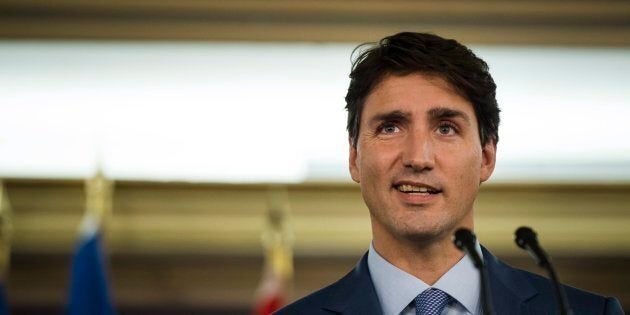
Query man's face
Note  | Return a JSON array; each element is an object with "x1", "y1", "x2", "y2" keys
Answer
[{"x1": 349, "y1": 73, "x2": 496, "y2": 243}]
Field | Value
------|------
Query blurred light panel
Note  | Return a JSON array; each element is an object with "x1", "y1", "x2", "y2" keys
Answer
[{"x1": 0, "y1": 41, "x2": 628, "y2": 183}]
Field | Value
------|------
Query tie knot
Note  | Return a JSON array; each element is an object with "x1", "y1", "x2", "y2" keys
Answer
[{"x1": 414, "y1": 288, "x2": 452, "y2": 315}]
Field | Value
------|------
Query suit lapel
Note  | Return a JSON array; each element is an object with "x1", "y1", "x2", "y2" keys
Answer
[
  {"x1": 483, "y1": 247, "x2": 540, "y2": 315},
  {"x1": 322, "y1": 253, "x2": 384, "y2": 315},
  {"x1": 320, "y1": 248, "x2": 544, "y2": 314}
]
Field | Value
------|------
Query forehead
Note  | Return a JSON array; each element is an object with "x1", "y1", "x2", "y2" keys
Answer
[{"x1": 362, "y1": 73, "x2": 475, "y2": 122}]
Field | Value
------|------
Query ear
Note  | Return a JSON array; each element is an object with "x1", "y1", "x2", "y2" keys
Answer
[
  {"x1": 479, "y1": 139, "x2": 497, "y2": 183},
  {"x1": 348, "y1": 138, "x2": 361, "y2": 183}
]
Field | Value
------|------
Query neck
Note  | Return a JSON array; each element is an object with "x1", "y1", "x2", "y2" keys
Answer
[{"x1": 372, "y1": 229, "x2": 466, "y2": 285}]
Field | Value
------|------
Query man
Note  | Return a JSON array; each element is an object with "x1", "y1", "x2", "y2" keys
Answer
[{"x1": 276, "y1": 32, "x2": 624, "y2": 315}]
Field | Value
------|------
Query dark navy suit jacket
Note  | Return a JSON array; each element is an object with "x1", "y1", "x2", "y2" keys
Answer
[{"x1": 276, "y1": 247, "x2": 624, "y2": 315}]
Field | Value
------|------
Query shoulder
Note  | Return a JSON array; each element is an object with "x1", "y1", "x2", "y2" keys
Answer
[
  {"x1": 485, "y1": 248, "x2": 624, "y2": 314},
  {"x1": 274, "y1": 282, "x2": 338, "y2": 315},
  {"x1": 275, "y1": 252, "x2": 382, "y2": 315},
  {"x1": 274, "y1": 265, "x2": 368, "y2": 315},
  {"x1": 518, "y1": 268, "x2": 624, "y2": 314}
]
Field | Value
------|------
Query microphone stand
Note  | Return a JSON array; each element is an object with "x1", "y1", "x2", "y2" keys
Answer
[
  {"x1": 453, "y1": 228, "x2": 494, "y2": 315},
  {"x1": 515, "y1": 226, "x2": 573, "y2": 315}
]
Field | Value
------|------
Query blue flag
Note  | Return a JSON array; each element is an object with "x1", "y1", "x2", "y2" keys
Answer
[
  {"x1": 0, "y1": 282, "x2": 8, "y2": 315},
  {"x1": 67, "y1": 221, "x2": 116, "y2": 315}
]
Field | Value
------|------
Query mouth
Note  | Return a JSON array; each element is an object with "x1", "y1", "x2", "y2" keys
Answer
[{"x1": 394, "y1": 183, "x2": 442, "y2": 195}]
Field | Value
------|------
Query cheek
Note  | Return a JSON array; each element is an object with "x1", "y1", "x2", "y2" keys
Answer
[
  {"x1": 362, "y1": 147, "x2": 398, "y2": 179},
  {"x1": 359, "y1": 156, "x2": 382, "y2": 184},
  {"x1": 446, "y1": 149, "x2": 483, "y2": 182}
]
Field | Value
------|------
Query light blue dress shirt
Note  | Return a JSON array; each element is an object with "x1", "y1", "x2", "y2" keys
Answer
[{"x1": 367, "y1": 241, "x2": 483, "y2": 315}]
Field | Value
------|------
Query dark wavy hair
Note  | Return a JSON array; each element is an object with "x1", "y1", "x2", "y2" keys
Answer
[{"x1": 345, "y1": 32, "x2": 500, "y2": 147}]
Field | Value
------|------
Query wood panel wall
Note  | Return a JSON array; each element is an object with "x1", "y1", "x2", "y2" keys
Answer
[
  {"x1": 1, "y1": 0, "x2": 630, "y2": 45},
  {"x1": 3, "y1": 179, "x2": 630, "y2": 313}
]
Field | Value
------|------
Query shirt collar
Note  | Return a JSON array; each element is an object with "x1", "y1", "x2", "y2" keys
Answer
[
  {"x1": 367, "y1": 241, "x2": 482, "y2": 315},
  {"x1": 432, "y1": 241, "x2": 482, "y2": 314},
  {"x1": 368, "y1": 242, "x2": 427, "y2": 315}
]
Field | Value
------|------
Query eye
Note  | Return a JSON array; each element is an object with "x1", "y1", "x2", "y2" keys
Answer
[
  {"x1": 379, "y1": 123, "x2": 400, "y2": 134},
  {"x1": 437, "y1": 123, "x2": 457, "y2": 135}
]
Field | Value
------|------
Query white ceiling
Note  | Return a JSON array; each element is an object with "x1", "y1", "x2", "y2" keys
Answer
[{"x1": 1, "y1": 41, "x2": 629, "y2": 183}]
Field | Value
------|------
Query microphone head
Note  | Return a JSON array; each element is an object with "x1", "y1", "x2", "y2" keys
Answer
[
  {"x1": 453, "y1": 228, "x2": 476, "y2": 250},
  {"x1": 515, "y1": 226, "x2": 538, "y2": 249}
]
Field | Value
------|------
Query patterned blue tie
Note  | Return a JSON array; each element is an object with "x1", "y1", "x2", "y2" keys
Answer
[{"x1": 414, "y1": 288, "x2": 452, "y2": 315}]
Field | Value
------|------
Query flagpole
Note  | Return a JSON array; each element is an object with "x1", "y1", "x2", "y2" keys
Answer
[
  {"x1": 67, "y1": 169, "x2": 117, "y2": 315},
  {"x1": 0, "y1": 180, "x2": 13, "y2": 315},
  {"x1": 263, "y1": 185, "x2": 294, "y2": 281},
  {"x1": 83, "y1": 169, "x2": 113, "y2": 233},
  {"x1": 0, "y1": 180, "x2": 13, "y2": 283},
  {"x1": 253, "y1": 185, "x2": 294, "y2": 315}
]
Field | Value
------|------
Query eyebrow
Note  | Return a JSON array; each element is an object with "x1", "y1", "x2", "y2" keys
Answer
[
  {"x1": 367, "y1": 110, "x2": 411, "y2": 127},
  {"x1": 428, "y1": 107, "x2": 471, "y2": 125},
  {"x1": 367, "y1": 107, "x2": 471, "y2": 127}
]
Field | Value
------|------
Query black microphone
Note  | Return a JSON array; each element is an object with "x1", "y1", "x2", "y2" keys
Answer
[
  {"x1": 515, "y1": 226, "x2": 573, "y2": 315},
  {"x1": 453, "y1": 228, "x2": 494, "y2": 315}
]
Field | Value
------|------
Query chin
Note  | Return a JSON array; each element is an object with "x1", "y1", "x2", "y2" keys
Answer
[
  {"x1": 399, "y1": 213, "x2": 464, "y2": 239},
  {"x1": 395, "y1": 223, "x2": 452, "y2": 243}
]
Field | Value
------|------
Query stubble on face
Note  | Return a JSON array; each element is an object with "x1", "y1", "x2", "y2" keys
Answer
[{"x1": 349, "y1": 73, "x2": 496, "y2": 250}]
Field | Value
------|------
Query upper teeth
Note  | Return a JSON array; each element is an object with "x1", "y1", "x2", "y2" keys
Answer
[{"x1": 398, "y1": 184, "x2": 431, "y2": 193}]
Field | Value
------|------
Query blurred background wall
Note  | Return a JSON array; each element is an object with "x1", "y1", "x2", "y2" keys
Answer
[{"x1": 1, "y1": 0, "x2": 630, "y2": 314}]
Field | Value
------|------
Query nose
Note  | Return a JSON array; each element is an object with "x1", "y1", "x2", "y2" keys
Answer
[{"x1": 402, "y1": 132, "x2": 435, "y2": 172}]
